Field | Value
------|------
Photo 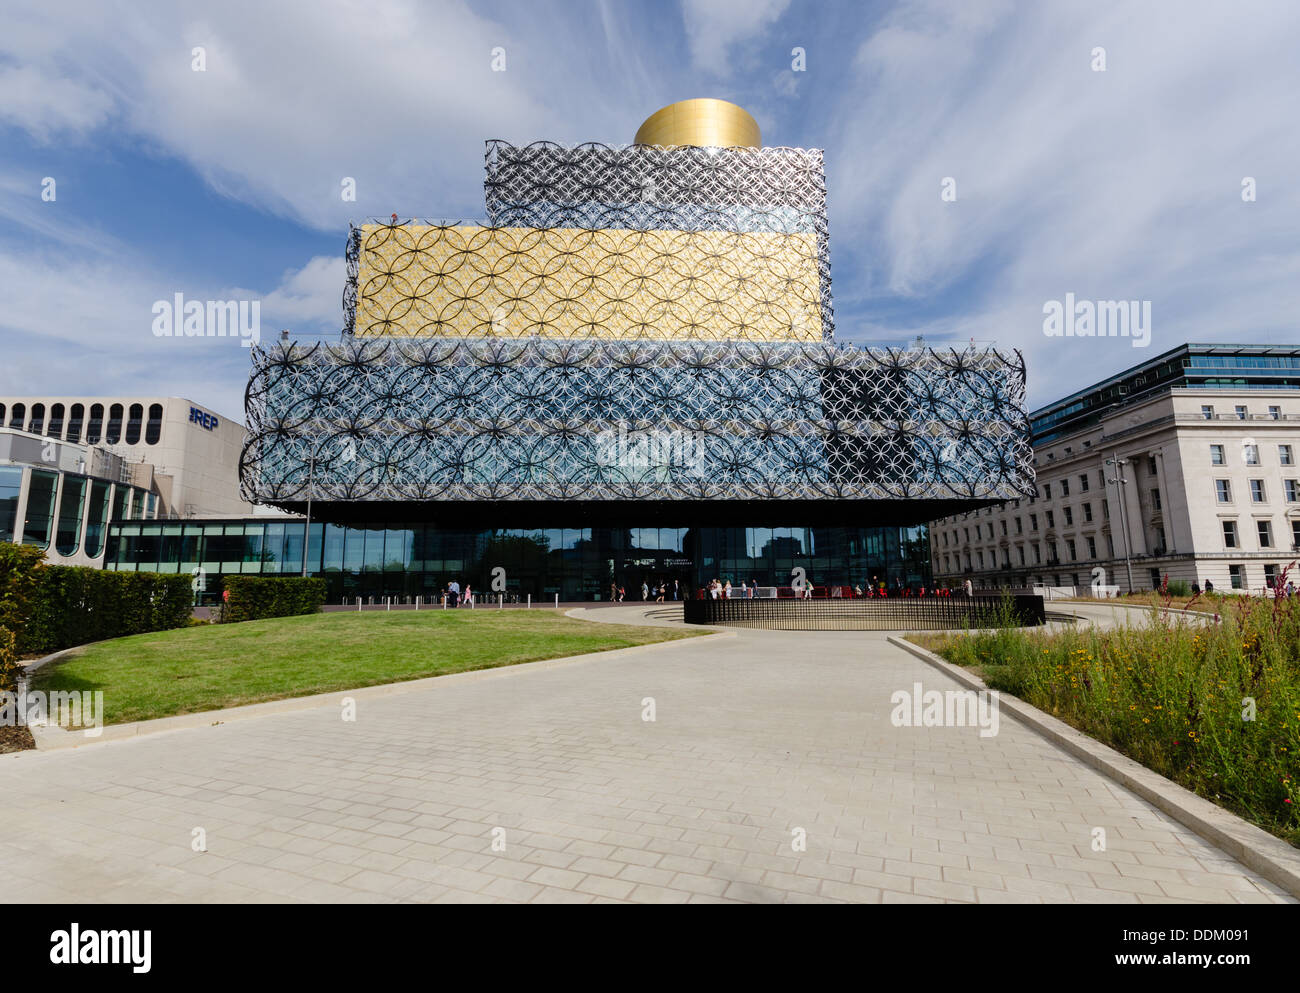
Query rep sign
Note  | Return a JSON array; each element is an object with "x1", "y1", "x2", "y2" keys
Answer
[{"x1": 189, "y1": 407, "x2": 219, "y2": 431}]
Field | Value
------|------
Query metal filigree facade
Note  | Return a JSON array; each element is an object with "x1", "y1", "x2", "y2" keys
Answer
[
  {"x1": 240, "y1": 339, "x2": 1033, "y2": 504},
  {"x1": 248, "y1": 132, "x2": 1036, "y2": 518},
  {"x1": 345, "y1": 141, "x2": 833, "y2": 341}
]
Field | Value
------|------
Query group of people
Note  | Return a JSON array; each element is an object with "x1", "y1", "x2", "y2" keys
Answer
[
  {"x1": 610, "y1": 580, "x2": 681, "y2": 602},
  {"x1": 703, "y1": 579, "x2": 761, "y2": 599},
  {"x1": 442, "y1": 580, "x2": 474, "y2": 607}
]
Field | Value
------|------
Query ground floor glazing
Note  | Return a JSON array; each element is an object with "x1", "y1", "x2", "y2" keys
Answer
[{"x1": 105, "y1": 519, "x2": 931, "y2": 603}]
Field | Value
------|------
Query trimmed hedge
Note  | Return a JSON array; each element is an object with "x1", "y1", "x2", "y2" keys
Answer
[
  {"x1": 220, "y1": 576, "x2": 327, "y2": 623},
  {"x1": 1, "y1": 544, "x2": 45, "y2": 689},
  {"x1": 20, "y1": 566, "x2": 193, "y2": 655}
]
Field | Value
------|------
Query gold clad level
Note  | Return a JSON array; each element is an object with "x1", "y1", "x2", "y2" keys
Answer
[{"x1": 634, "y1": 98, "x2": 761, "y2": 148}]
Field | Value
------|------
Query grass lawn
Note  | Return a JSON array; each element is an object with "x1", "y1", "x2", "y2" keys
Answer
[{"x1": 29, "y1": 610, "x2": 703, "y2": 726}]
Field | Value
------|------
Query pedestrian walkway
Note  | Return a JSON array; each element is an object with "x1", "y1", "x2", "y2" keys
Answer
[{"x1": 0, "y1": 606, "x2": 1288, "y2": 903}]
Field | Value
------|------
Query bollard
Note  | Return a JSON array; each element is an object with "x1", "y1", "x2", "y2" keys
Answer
[
  {"x1": 442, "y1": 595, "x2": 447, "y2": 610},
  {"x1": 415, "y1": 595, "x2": 420, "y2": 611},
  {"x1": 386, "y1": 597, "x2": 391, "y2": 612},
  {"x1": 554, "y1": 593, "x2": 559, "y2": 609},
  {"x1": 527, "y1": 594, "x2": 531, "y2": 609},
  {"x1": 498, "y1": 594, "x2": 502, "y2": 610},
  {"x1": 357, "y1": 597, "x2": 361, "y2": 612}
]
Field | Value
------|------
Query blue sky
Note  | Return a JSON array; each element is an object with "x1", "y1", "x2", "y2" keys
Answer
[{"x1": 1, "y1": 0, "x2": 1297, "y2": 422}]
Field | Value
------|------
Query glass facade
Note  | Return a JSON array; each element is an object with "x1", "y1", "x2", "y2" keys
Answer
[
  {"x1": 22, "y1": 469, "x2": 58, "y2": 549},
  {"x1": 107, "y1": 519, "x2": 930, "y2": 604},
  {"x1": 0, "y1": 466, "x2": 21, "y2": 543}
]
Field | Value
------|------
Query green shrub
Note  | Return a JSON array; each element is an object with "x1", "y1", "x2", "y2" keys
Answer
[
  {"x1": 927, "y1": 595, "x2": 1300, "y2": 845},
  {"x1": 0, "y1": 544, "x2": 46, "y2": 690},
  {"x1": 1166, "y1": 579, "x2": 1191, "y2": 597},
  {"x1": 16, "y1": 564, "x2": 192, "y2": 655},
  {"x1": 220, "y1": 576, "x2": 327, "y2": 623}
]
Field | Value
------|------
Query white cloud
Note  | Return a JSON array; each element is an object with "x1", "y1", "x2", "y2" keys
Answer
[
  {"x1": 0, "y1": 63, "x2": 114, "y2": 138},
  {"x1": 681, "y1": 0, "x2": 792, "y2": 74},
  {"x1": 826, "y1": 0, "x2": 1300, "y2": 406}
]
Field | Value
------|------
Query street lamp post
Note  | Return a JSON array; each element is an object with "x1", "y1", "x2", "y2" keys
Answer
[{"x1": 1106, "y1": 453, "x2": 1135, "y2": 593}]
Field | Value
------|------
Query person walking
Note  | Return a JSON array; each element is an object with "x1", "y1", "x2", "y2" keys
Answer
[
  {"x1": 672, "y1": 579, "x2": 679, "y2": 601},
  {"x1": 641, "y1": 581, "x2": 649, "y2": 601},
  {"x1": 963, "y1": 578, "x2": 973, "y2": 598},
  {"x1": 462, "y1": 584, "x2": 473, "y2": 607},
  {"x1": 448, "y1": 579, "x2": 460, "y2": 607}
]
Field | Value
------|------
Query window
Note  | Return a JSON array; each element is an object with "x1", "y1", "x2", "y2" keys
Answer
[
  {"x1": 1102, "y1": 498, "x2": 1109, "y2": 519},
  {"x1": 1064, "y1": 506, "x2": 1073, "y2": 526},
  {"x1": 1243, "y1": 443, "x2": 1259, "y2": 465},
  {"x1": 1222, "y1": 520, "x2": 1238, "y2": 548},
  {"x1": 1154, "y1": 525, "x2": 1167, "y2": 552},
  {"x1": 1257, "y1": 520, "x2": 1273, "y2": 548},
  {"x1": 1150, "y1": 568, "x2": 1162, "y2": 589},
  {"x1": 1061, "y1": 479, "x2": 1070, "y2": 497},
  {"x1": 1083, "y1": 502, "x2": 1093, "y2": 522},
  {"x1": 29, "y1": 403, "x2": 45, "y2": 434},
  {"x1": 1086, "y1": 536, "x2": 1097, "y2": 558},
  {"x1": 1201, "y1": 405, "x2": 1214, "y2": 420},
  {"x1": 1147, "y1": 455, "x2": 1158, "y2": 475},
  {"x1": 1269, "y1": 405, "x2": 1281, "y2": 420},
  {"x1": 977, "y1": 551, "x2": 985, "y2": 568},
  {"x1": 1215, "y1": 479, "x2": 1232, "y2": 503},
  {"x1": 1030, "y1": 514, "x2": 1038, "y2": 531},
  {"x1": 1280, "y1": 445, "x2": 1294, "y2": 466},
  {"x1": 1015, "y1": 517, "x2": 1023, "y2": 534},
  {"x1": 1066, "y1": 539, "x2": 1077, "y2": 561},
  {"x1": 145, "y1": 403, "x2": 164, "y2": 445},
  {"x1": 23, "y1": 470, "x2": 58, "y2": 549},
  {"x1": 54, "y1": 476, "x2": 86, "y2": 556},
  {"x1": 1229, "y1": 564, "x2": 1244, "y2": 589},
  {"x1": 8, "y1": 402, "x2": 25, "y2": 429},
  {"x1": 0, "y1": 466, "x2": 22, "y2": 543},
  {"x1": 1079, "y1": 473, "x2": 1089, "y2": 492},
  {"x1": 106, "y1": 403, "x2": 124, "y2": 445},
  {"x1": 1264, "y1": 563, "x2": 1278, "y2": 587},
  {"x1": 1098, "y1": 469, "x2": 1106, "y2": 488},
  {"x1": 1043, "y1": 483, "x2": 1051, "y2": 500},
  {"x1": 1235, "y1": 405, "x2": 1247, "y2": 420},
  {"x1": 1210, "y1": 444, "x2": 1225, "y2": 465},
  {"x1": 1286, "y1": 479, "x2": 1299, "y2": 503},
  {"x1": 1150, "y1": 488, "x2": 1161, "y2": 510},
  {"x1": 964, "y1": 527, "x2": 970, "y2": 542},
  {"x1": 87, "y1": 403, "x2": 104, "y2": 444},
  {"x1": 1046, "y1": 510, "x2": 1055, "y2": 529},
  {"x1": 125, "y1": 403, "x2": 143, "y2": 445},
  {"x1": 1250, "y1": 479, "x2": 1265, "y2": 503},
  {"x1": 67, "y1": 403, "x2": 84, "y2": 443},
  {"x1": 1001, "y1": 520, "x2": 1007, "y2": 536},
  {"x1": 1033, "y1": 543, "x2": 1041, "y2": 564},
  {"x1": 84, "y1": 481, "x2": 111, "y2": 558},
  {"x1": 1294, "y1": 520, "x2": 1300, "y2": 549},
  {"x1": 48, "y1": 403, "x2": 65, "y2": 437},
  {"x1": 1018, "y1": 546, "x2": 1026, "y2": 565}
]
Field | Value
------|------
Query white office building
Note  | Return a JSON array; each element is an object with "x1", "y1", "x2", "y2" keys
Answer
[{"x1": 929, "y1": 343, "x2": 1300, "y2": 595}]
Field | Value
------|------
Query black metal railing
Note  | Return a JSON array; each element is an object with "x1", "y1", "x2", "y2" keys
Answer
[{"x1": 683, "y1": 594, "x2": 1045, "y2": 630}]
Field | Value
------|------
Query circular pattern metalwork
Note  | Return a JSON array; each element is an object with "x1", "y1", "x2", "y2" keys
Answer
[{"x1": 240, "y1": 338, "x2": 1035, "y2": 505}]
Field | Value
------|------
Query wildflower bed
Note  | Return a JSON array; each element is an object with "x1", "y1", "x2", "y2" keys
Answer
[{"x1": 913, "y1": 593, "x2": 1300, "y2": 847}]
